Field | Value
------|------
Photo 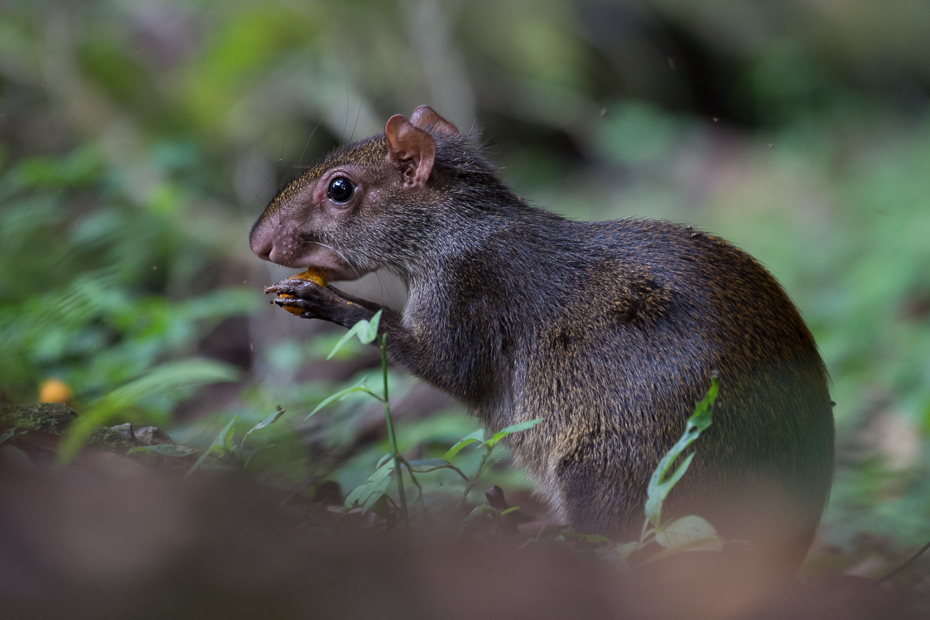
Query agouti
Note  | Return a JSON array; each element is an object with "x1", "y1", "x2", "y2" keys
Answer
[{"x1": 250, "y1": 106, "x2": 834, "y2": 570}]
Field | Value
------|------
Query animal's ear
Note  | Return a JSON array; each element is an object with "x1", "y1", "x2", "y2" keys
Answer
[
  {"x1": 385, "y1": 114, "x2": 436, "y2": 188},
  {"x1": 410, "y1": 105, "x2": 460, "y2": 137}
]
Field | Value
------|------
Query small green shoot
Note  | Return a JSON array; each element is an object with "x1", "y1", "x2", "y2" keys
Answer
[
  {"x1": 443, "y1": 418, "x2": 545, "y2": 508},
  {"x1": 320, "y1": 311, "x2": 412, "y2": 521},
  {"x1": 330, "y1": 312, "x2": 544, "y2": 524},
  {"x1": 644, "y1": 376, "x2": 717, "y2": 528},
  {"x1": 634, "y1": 376, "x2": 723, "y2": 561}
]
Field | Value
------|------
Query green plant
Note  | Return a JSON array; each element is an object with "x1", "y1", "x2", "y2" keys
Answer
[
  {"x1": 606, "y1": 377, "x2": 723, "y2": 566},
  {"x1": 306, "y1": 310, "x2": 544, "y2": 525},
  {"x1": 634, "y1": 376, "x2": 723, "y2": 560}
]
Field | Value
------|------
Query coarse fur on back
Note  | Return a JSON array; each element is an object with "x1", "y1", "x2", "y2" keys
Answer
[{"x1": 251, "y1": 106, "x2": 835, "y2": 572}]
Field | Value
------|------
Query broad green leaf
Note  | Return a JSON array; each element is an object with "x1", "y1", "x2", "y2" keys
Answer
[
  {"x1": 327, "y1": 310, "x2": 383, "y2": 359},
  {"x1": 614, "y1": 541, "x2": 640, "y2": 559},
  {"x1": 442, "y1": 429, "x2": 486, "y2": 460},
  {"x1": 488, "y1": 417, "x2": 545, "y2": 447},
  {"x1": 655, "y1": 515, "x2": 721, "y2": 551},
  {"x1": 368, "y1": 459, "x2": 396, "y2": 482},
  {"x1": 649, "y1": 537, "x2": 726, "y2": 563},
  {"x1": 462, "y1": 504, "x2": 499, "y2": 522},
  {"x1": 361, "y1": 479, "x2": 392, "y2": 514},
  {"x1": 345, "y1": 459, "x2": 395, "y2": 513},
  {"x1": 305, "y1": 377, "x2": 371, "y2": 420}
]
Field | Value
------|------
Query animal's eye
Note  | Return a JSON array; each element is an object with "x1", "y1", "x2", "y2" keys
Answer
[{"x1": 327, "y1": 176, "x2": 356, "y2": 204}]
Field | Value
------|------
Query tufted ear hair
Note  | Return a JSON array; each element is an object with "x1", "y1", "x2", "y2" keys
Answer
[
  {"x1": 410, "y1": 105, "x2": 460, "y2": 137},
  {"x1": 385, "y1": 113, "x2": 437, "y2": 188}
]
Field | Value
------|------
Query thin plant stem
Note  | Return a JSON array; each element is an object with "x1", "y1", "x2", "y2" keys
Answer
[
  {"x1": 458, "y1": 450, "x2": 489, "y2": 509},
  {"x1": 380, "y1": 334, "x2": 408, "y2": 521}
]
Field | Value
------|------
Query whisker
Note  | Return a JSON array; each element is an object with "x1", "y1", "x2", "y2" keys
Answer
[
  {"x1": 297, "y1": 117, "x2": 324, "y2": 169},
  {"x1": 349, "y1": 103, "x2": 362, "y2": 142},
  {"x1": 342, "y1": 89, "x2": 350, "y2": 143},
  {"x1": 306, "y1": 240, "x2": 363, "y2": 280}
]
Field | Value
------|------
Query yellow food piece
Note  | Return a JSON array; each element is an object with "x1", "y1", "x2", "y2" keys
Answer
[
  {"x1": 290, "y1": 268, "x2": 327, "y2": 286},
  {"x1": 280, "y1": 268, "x2": 327, "y2": 315},
  {"x1": 39, "y1": 378, "x2": 73, "y2": 404}
]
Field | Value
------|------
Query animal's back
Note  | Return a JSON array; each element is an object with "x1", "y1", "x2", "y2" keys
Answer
[{"x1": 505, "y1": 218, "x2": 833, "y2": 563}]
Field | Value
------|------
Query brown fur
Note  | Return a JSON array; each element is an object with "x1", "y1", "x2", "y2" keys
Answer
[{"x1": 251, "y1": 106, "x2": 835, "y2": 572}]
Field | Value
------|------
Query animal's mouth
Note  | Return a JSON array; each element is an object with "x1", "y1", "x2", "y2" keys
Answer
[
  {"x1": 288, "y1": 239, "x2": 366, "y2": 283},
  {"x1": 304, "y1": 264, "x2": 363, "y2": 283}
]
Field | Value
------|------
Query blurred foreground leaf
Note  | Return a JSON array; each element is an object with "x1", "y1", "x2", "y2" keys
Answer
[{"x1": 58, "y1": 359, "x2": 239, "y2": 463}]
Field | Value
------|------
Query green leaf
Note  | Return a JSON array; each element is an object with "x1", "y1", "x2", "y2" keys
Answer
[
  {"x1": 305, "y1": 377, "x2": 372, "y2": 420},
  {"x1": 327, "y1": 310, "x2": 383, "y2": 359},
  {"x1": 367, "y1": 458, "x2": 397, "y2": 482},
  {"x1": 364, "y1": 489, "x2": 391, "y2": 516},
  {"x1": 654, "y1": 515, "x2": 722, "y2": 552},
  {"x1": 364, "y1": 310, "x2": 382, "y2": 342},
  {"x1": 376, "y1": 452, "x2": 394, "y2": 469},
  {"x1": 645, "y1": 453, "x2": 697, "y2": 527},
  {"x1": 613, "y1": 541, "x2": 640, "y2": 559},
  {"x1": 344, "y1": 459, "x2": 395, "y2": 513},
  {"x1": 184, "y1": 415, "x2": 240, "y2": 478},
  {"x1": 644, "y1": 377, "x2": 718, "y2": 527},
  {"x1": 0, "y1": 428, "x2": 17, "y2": 445},
  {"x1": 57, "y1": 359, "x2": 239, "y2": 464},
  {"x1": 239, "y1": 405, "x2": 286, "y2": 457},
  {"x1": 462, "y1": 504, "x2": 499, "y2": 522},
  {"x1": 442, "y1": 429, "x2": 486, "y2": 461},
  {"x1": 488, "y1": 417, "x2": 545, "y2": 447},
  {"x1": 222, "y1": 421, "x2": 236, "y2": 452}
]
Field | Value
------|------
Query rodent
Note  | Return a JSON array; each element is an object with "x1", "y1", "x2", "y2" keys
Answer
[{"x1": 250, "y1": 105, "x2": 834, "y2": 570}]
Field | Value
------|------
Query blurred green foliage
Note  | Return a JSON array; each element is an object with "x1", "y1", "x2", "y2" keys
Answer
[{"x1": 1, "y1": 0, "x2": 929, "y2": 561}]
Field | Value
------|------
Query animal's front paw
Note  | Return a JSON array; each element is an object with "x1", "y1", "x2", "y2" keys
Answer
[
  {"x1": 265, "y1": 278, "x2": 338, "y2": 318},
  {"x1": 264, "y1": 279, "x2": 372, "y2": 327}
]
